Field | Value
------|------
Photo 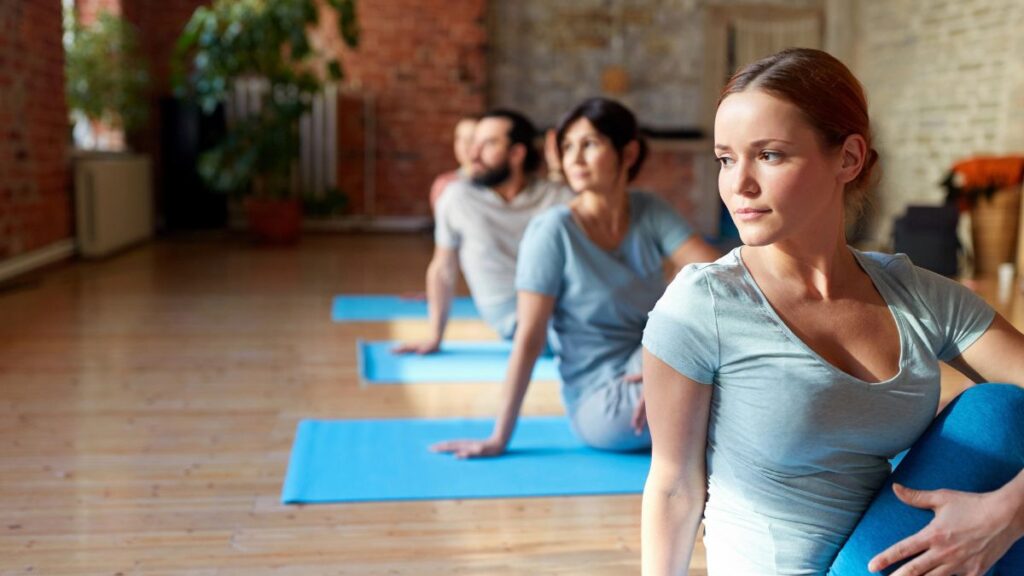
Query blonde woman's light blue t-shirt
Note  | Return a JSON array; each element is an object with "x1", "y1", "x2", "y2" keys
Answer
[{"x1": 642, "y1": 248, "x2": 995, "y2": 575}]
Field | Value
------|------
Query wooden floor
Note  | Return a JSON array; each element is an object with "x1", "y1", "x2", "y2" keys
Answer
[{"x1": 1, "y1": 233, "x2": 1021, "y2": 575}]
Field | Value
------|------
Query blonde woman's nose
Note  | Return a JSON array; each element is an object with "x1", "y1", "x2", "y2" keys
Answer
[{"x1": 733, "y1": 161, "x2": 760, "y2": 197}]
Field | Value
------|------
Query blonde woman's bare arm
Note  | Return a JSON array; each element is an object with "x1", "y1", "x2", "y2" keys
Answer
[{"x1": 641, "y1": 348, "x2": 713, "y2": 576}]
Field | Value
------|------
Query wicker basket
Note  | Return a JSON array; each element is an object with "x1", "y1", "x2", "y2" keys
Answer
[
  {"x1": 1018, "y1": 186, "x2": 1024, "y2": 274},
  {"x1": 971, "y1": 185, "x2": 1021, "y2": 276}
]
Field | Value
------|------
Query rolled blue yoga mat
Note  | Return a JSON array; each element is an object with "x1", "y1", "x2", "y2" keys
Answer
[
  {"x1": 358, "y1": 340, "x2": 559, "y2": 384},
  {"x1": 281, "y1": 417, "x2": 651, "y2": 504},
  {"x1": 331, "y1": 295, "x2": 480, "y2": 322}
]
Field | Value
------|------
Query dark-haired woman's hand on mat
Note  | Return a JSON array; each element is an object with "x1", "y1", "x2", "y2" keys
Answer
[
  {"x1": 625, "y1": 373, "x2": 647, "y2": 435},
  {"x1": 431, "y1": 293, "x2": 555, "y2": 461},
  {"x1": 392, "y1": 340, "x2": 440, "y2": 355},
  {"x1": 430, "y1": 437, "x2": 506, "y2": 459}
]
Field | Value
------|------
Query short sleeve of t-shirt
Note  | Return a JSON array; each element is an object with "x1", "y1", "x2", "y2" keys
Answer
[
  {"x1": 642, "y1": 264, "x2": 719, "y2": 384},
  {"x1": 514, "y1": 208, "x2": 568, "y2": 298},
  {"x1": 886, "y1": 254, "x2": 995, "y2": 361},
  {"x1": 433, "y1": 182, "x2": 462, "y2": 249},
  {"x1": 639, "y1": 193, "x2": 693, "y2": 257}
]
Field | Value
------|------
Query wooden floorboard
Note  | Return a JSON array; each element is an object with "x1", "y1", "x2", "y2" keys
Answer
[{"x1": 1, "y1": 232, "x2": 1019, "y2": 575}]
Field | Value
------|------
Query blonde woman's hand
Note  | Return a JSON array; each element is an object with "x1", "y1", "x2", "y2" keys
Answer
[{"x1": 869, "y1": 483, "x2": 1022, "y2": 576}]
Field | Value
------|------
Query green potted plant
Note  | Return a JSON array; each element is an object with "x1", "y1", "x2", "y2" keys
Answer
[
  {"x1": 303, "y1": 185, "x2": 350, "y2": 219},
  {"x1": 64, "y1": 10, "x2": 150, "y2": 151},
  {"x1": 64, "y1": 9, "x2": 156, "y2": 258},
  {"x1": 174, "y1": 0, "x2": 359, "y2": 243}
]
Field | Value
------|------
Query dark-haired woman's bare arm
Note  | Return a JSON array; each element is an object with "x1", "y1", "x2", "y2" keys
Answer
[
  {"x1": 667, "y1": 236, "x2": 719, "y2": 277},
  {"x1": 430, "y1": 290, "x2": 554, "y2": 458}
]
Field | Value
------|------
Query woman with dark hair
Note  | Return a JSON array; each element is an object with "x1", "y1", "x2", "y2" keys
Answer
[
  {"x1": 432, "y1": 97, "x2": 718, "y2": 457},
  {"x1": 641, "y1": 48, "x2": 1024, "y2": 575}
]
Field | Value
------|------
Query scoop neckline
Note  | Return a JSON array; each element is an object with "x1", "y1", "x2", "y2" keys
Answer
[
  {"x1": 564, "y1": 192, "x2": 639, "y2": 256},
  {"x1": 733, "y1": 246, "x2": 907, "y2": 386}
]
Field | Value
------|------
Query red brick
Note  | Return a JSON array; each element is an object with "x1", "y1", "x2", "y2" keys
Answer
[{"x1": 0, "y1": 0, "x2": 70, "y2": 256}]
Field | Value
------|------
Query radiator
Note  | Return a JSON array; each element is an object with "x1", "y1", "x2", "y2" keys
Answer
[
  {"x1": 226, "y1": 80, "x2": 391, "y2": 226},
  {"x1": 227, "y1": 79, "x2": 339, "y2": 198},
  {"x1": 74, "y1": 153, "x2": 154, "y2": 258}
]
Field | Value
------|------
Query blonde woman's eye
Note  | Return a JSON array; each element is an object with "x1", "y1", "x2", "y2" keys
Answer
[
  {"x1": 715, "y1": 156, "x2": 734, "y2": 167},
  {"x1": 760, "y1": 151, "x2": 782, "y2": 162}
]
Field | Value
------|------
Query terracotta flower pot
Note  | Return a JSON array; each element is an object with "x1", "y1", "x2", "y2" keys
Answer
[{"x1": 245, "y1": 197, "x2": 302, "y2": 244}]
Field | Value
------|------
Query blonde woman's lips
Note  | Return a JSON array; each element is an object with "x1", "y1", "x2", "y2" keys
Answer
[{"x1": 734, "y1": 207, "x2": 771, "y2": 221}]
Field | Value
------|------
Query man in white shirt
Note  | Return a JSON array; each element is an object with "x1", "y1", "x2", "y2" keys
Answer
[{"x1": 396, "y1": 109, "x2": 573, "y2": 353}]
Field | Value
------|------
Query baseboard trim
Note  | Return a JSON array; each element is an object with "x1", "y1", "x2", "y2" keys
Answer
[
  {"x1": 0, "y1": 239, "x2": 77, "y2": 284},
  {"x1": 303, "y1": 216, "x2": 433, "y2": 233},
  {"x1": 226, "y1": 214, "x2": 433, "y2": 234}
]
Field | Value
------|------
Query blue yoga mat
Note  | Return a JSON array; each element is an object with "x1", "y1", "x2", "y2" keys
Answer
[
  {"x1": 358, "y1": 340, "x2": 559, "y2": 384},
  {"x1": 281, "y1": 417, "x2": 651, "y2": 503},
  {"x1": 331, "y1": 295, "x2": 480, "y2": 322}
]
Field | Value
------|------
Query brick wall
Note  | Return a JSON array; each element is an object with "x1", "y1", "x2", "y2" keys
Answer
[
  {"x1": 490, "y1": 0, "x2": 705, "y2": 130},
  {"x1": 120, "y1": 1, "x2": 207, "y2": 98},
  {"x1": 854, "y1": 0, "x2": 1024, "y2": 245},
  {"x1": 490, "y1": 0, "x2": 822, "y2": 131},
  {"x1": 77, "y1": 0, "x2": 120, "y2": 23},
  {"x1": 489, "y1": 0, "x2": 823, "y2": 237},
  {"x1": 0, "y1": 1, "x2": 71, "y2": 261},
  {"x1": 321, "y1": 0, "x2": 488, "y2": 217},
  {"x1": 632, "y1": 144, "x2": 708, "y2": 232}
]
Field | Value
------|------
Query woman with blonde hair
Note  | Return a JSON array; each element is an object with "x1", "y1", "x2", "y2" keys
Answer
[{"x1": 641, "y1": 48, "x2": 1024, "y2": 575}]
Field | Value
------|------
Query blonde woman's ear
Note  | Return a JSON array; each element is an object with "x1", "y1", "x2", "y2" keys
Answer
[{"x1": 839, "y1": 134, "x2": 868, "y2": 184}]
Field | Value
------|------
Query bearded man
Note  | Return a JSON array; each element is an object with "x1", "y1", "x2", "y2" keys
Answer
[{"x1": 396, "y1": 109, "x2": 573, "y2": 353}]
